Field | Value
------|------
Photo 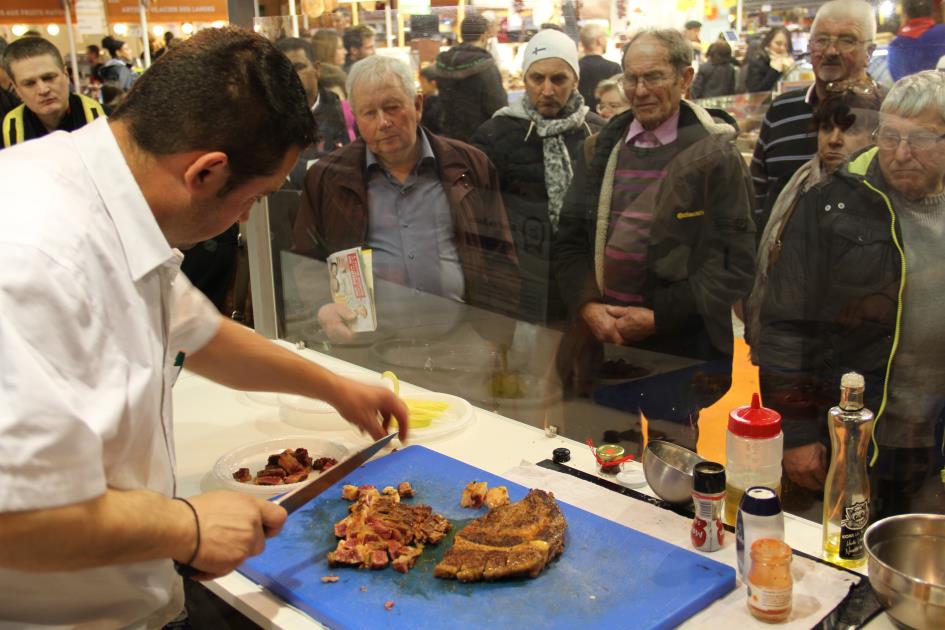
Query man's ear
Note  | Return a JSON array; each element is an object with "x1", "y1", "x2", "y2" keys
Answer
[
  {"x1": 680, "y1": 65, "x2": 695, "y2": 91},
  {"x1": 415, "y1": 92, "x2": 424, "y2": 117},
  {"x1": 313, "y1": 59, "x2": 321, "y2": 80},
  {"x1": 182, "y1": 152, "x2": 229, "y2": 197}
]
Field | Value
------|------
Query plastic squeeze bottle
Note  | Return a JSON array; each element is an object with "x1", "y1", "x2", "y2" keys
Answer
[
  {"x1": 822, "y1": 372, "x2": 874, "y2": 568},
  {"x1": 724, "y1": 393, "x2": 783, "y2": 526}
]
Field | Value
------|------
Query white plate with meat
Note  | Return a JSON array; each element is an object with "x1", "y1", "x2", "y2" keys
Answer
[{"x1": 212, "y1": 436, "x2": 350, "y2": 497}]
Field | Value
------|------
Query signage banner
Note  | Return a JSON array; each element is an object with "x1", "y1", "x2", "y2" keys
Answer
[
  {"x1": 76, "y1": 0, "x2": 108, "y2": 34},
  {"x1": 0, "y1": 0, "x2": 69, "y2": 24},
  {"x1": 105, "y1": 0, "x2": 228, "y2": 23}
]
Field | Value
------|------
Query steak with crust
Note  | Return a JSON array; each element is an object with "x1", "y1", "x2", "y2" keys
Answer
[{"x1": 434, "y1": 489, "x2": 566, "y2": 582}]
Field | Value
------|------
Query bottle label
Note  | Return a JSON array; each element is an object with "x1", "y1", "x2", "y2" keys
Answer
[
  {"x1": 839, "y1": 499, "x2": 869, "y2": 559},
  {"x1": 747, "y1": 579, "x2": 792, "y2": 614}
]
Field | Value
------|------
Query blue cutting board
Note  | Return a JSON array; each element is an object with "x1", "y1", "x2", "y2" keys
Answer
[{"x1": 239, "y1": 445, "x2": 735, "y2": 629}]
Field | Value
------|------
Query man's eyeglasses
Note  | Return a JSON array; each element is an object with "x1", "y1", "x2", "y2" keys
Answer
[
  {"x1": 809, "y1": 35, "x2": 868, "y2": 54},
  {"x1": 622, "y1": 71, "x2": 672, "y2": 90},
  {"x1": 873, "y1": 128, "x2": 945, "y2": 152}
]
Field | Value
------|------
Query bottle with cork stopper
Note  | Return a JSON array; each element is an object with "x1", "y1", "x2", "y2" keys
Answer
[{"x1": 822, "y1": 371, "x2": 874, "y2": 568}]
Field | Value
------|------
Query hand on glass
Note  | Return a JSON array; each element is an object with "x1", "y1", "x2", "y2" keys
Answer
[
  {"x1": 317, "y1": 303, "x2": 357, "y2": 343},
  {"x1": 783, "y1": 443, "x2": 828, "y2": 491}
]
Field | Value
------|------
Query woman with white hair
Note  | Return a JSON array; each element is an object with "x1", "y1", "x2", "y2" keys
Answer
[{"x1": 758, "y1": 70, "x2": 945, "y2": 518}]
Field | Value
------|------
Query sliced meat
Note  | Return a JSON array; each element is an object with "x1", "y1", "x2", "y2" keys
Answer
[
  {"x1": 484, "y1": 486, "x2": 510, "y2": 509},
  {"x1": 461, "y1": 481, "x2": 488, "y2": 508},
  {"x1": 277, "y1": 450, "x2": 305, "y2": 474},
  {"x1": 232, "y1": 467, "x2": 252, "y2": 483},
  {"x1": 284, "y1": 471, "x2": 309, "y2": 484},
  {"x1": 341, "y1": 484, "x2": 359, "y2": 501},
  {"x1": 434, "y1": 489, "x2": 566, "y2": 582},
  {"x1": 397, "y1": 481, "x2": 414, "y2": 498}
]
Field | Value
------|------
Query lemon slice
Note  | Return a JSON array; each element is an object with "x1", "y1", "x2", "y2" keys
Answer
[{"x1": 381, "y1": 371, "x2": 400, "y2": 396}]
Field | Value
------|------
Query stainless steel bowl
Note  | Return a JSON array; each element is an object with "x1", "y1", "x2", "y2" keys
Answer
[
  {"x1": 642, "y1": 440, "x2": 706, "y2": 504},
  {"x1": 865, "y1": 513, "x2": 945, "y2": 630}
]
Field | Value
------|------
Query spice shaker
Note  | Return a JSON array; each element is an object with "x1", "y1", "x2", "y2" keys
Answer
[
  {"x1": 736, "y1": 486, "x2": 784, "y2": 579},
  {"x1": 725, "y1": 393, "x2": 783, "y2": 526},
  {"x1": 595, "y1": 444, "x2": 625, "y2": 476},
  {"x1": 746, "y1": 538, "x2": 793, "y2": 623},
  {"x1": 691, "y1": 461, "x2": 726, "y2": 552}
]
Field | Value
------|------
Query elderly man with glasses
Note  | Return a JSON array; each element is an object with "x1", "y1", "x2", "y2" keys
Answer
[
  {"x1": 553, "y1": 28, "x2": 755, "y2": 454},
  {"x1": 758, "y1": 70, "x2": 945, "y2": 518},
  {"x1": 750, "y1": 0, "x2": 882, "y2": 234}
]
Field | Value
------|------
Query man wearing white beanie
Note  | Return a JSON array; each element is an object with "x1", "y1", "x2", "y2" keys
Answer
[{"x1": 472, "y1": 28, "x2": 605, "y2": 324}]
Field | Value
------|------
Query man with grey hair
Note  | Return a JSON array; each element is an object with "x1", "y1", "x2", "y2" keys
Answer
[
  {"x1": 750, "y1": 0, "x2": 880, "y2": 232},
  {"x1": 554, "y1": 28, "x2": 755, "y2": 453},
  {"x1": 759, "y1": 69, "x2": 945, "y2": 517},
  {"x1": 578, "y1": 23, "x2": 621, "y2": 112},
  {"x1": 292, "y1": 55, "x2": 519, "y2": 341}
]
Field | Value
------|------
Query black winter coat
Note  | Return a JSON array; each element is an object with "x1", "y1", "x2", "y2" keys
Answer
[
  {"x1": 745, "y1": 51, "x2": 782, "y2": 93},
  {"x1": 471, "y1": 109, "x2": 605, "y2": 324},
  {"x1": 690, "y1": 61, "x2": 737, "y2": 99},
  {"x1": 434, "y1": 44, "x2": 508, "y2": 143}
]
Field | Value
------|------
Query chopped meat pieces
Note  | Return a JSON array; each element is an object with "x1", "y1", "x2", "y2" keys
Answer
[
  {"x1": 435, "y1": 489, "x2": 567, "y2": 582},
  {"x1": 328, "y1": 483, "x2": 450, "y2": 574},
  {"x1": 484, "y1": 486, "x2": 510, "y2": 509},
  {"x1": 320, "y1": 575, "x2": 339, "y2": 583},
  {"x1": 341, "y1": 484, "x2": 360, "y2": 501},
  {"x1": 234, "y1": 448, "x2": 335, "y2": 486},
  {"x1": 461, "y1": 481, "x2": 488, "y2": 508},
  {"x1": 384, "y1": 601, "x2": 395, "y2": 611},
  {"x1": 382, "y1": 486, "x2": 397, "y2": 495},
  {"x1": 397, "y1": 481, "x2": 414, "y2": 498}
]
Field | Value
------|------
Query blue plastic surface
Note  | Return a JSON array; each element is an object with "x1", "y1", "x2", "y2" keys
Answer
[{"x1": 239, "y1": 445, "x2": 736, "y2": 629}]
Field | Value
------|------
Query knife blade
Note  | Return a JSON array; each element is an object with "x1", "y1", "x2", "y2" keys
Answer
[
  {"x1": 174, "y1": 431, "x2": 397, "y2": 578},
  {"x1": 276, "y1": 431, "x2": 397, "y2": 515}
]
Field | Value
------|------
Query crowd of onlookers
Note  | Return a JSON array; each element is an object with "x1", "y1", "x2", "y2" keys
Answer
[{"x1": 1, "y1": 0, "x2": 943, "y2": 518}]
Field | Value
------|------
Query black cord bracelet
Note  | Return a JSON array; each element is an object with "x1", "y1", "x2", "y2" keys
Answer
[{"x1": 173, "y1": 497, "x2": 201, "y2": 567}]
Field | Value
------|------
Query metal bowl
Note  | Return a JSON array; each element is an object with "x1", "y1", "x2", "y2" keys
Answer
[
  {"x1": 865, "y1": 513, "x2": 945, "y2": 630},
  {"x1": 642, "y1": 440, "x2": 706, "y2": 504}
]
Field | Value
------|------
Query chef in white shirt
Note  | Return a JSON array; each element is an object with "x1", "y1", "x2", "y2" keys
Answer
[{"x1": 0, "y1": 26, "x2": 408, "y2": 629}]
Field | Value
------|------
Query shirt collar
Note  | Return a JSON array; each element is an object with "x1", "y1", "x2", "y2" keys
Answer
[
  {"x1": 71, "y1": 117, "x2": 176, "y2": 282},
  {"x1": 365, "y1": 127, "x2": 436, "y2": 171},
  {"x1": 805, "y1": 83, "x2": 818, "y2": 106},
  {"x1": 310, "y1": 91, "x2": 321, "y2": 113},
  {"x1": 626, "y1": 108, "x2": 680, "y2": 146}
]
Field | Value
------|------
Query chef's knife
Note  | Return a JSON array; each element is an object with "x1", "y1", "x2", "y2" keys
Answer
[
  {"x1": 175, "y1": 431, "x2": 397, "y2": 578},
  {"x1": 276, "y1": 431, "x2": 397, "y2": 515}
]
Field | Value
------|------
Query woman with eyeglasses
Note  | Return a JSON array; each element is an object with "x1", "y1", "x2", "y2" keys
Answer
[
  {"x1": 745, "y1": 26, "x2": 795, "y2": 93},
  {"x1": 594, "y1": 74, "x2": 630, "y2": 120}
]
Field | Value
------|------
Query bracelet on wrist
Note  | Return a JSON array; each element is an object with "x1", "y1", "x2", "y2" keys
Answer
[{"x1": 173, "y1": 497, "x2": 200, "y2": 567}]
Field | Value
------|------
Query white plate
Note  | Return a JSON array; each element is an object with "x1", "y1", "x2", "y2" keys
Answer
[
  {"x1": 396, "y1": 392, "x2": 474, "y2": 442},
  {"x1": 277, "y1": 371, "x2": 391, "y2": 415},
  {"x1": 212, "y1": 436, "x2": 350, "y2": 497}
]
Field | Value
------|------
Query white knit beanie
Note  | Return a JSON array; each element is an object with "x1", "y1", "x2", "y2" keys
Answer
[{"x1": 522, "y1": 29, "x2": 580, "y2": 79}]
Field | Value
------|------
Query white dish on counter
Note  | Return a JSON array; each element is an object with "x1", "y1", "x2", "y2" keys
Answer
[{"x1": 211, "y1": 436, "x2": 350, "y2": 497}]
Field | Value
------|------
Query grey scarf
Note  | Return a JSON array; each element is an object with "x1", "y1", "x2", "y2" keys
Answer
[{"x1": 520, "y1": 93, "x2": 589, "y2": 231}]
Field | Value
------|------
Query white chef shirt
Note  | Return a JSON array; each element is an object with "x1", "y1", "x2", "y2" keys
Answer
[{"x1": 0, "y1": 117, "x2": 221, "y2": 628}]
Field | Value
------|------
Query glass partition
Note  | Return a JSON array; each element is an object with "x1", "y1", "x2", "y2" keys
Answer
[{"x1": 247, "y1": 10, "x2": 945, "y2": 528}]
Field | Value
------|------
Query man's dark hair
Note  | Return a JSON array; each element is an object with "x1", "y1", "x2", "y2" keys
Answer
[
  {"x1": 111, "y1": 27, "x2": 315, "y2": 191},
  {"x1": 86, "y1": 44, "x2": 100, "y2": 56},
  {"x1": 903, "y1": 0, "x2": 934, "y2": 19},
  {"x1": 101, "y1": 35, "x2": 125, "y2": 58},
  {"x1": 276, "y1": 37, "x2": 316, "y2": 65},
  {"x1": 2, "y1": 37, "x2": 65, "y2": 82},
  {"x1": 684, "y1": 20, "x2": 702, "y2": 30},
  {"x1": 419, "y1": 64, "x2": 438, "y2": 81},
  {"x1": 539, "y1": 23, "x2": 565, "y2": 33},
  {"x1": 460, "y1": 16, "x2": 488, "y2": 43},
  {"x1": 342, "y1": 25, "x2": 374, "y2": 53}
]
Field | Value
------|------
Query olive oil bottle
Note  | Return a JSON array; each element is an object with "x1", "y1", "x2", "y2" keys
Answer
[{"x1": 822, "y1": 372, "x2": 874, "y2": 568}]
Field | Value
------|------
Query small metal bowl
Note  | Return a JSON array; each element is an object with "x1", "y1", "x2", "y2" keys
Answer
[
  {"x1": 642, "y1": 440, "x2": 706, "y2": 504},
  {"x1": 865, "y1": 513, "x2": 945, "y2": 630}
]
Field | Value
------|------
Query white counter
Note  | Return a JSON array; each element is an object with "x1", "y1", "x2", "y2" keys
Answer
[{"x1": 172, "y1": 345, "x2": 892, "y2": 629}]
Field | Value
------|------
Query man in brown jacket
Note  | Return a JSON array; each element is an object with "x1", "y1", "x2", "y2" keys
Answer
[{"x1": 292, "y1": 55, "x2": 520, "y2": 341}]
